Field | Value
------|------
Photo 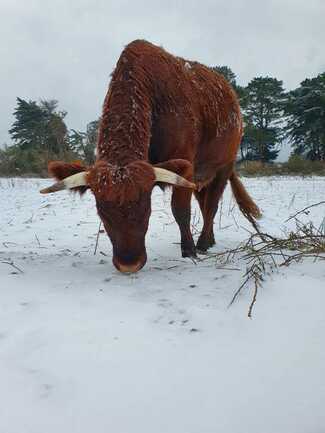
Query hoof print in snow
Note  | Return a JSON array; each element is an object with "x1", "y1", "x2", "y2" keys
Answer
[
  {"x1": 40, "y1": 383, "x2": 53, "y2": 399},
  {"x1": 157, "y1": 299, "x2": 172, "y2": 308}
]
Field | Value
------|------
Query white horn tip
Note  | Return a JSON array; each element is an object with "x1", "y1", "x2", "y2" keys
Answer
[
  {"x1": 40, "y1": 172, "x2": 88, "y2": 194},
  {"x1": 153, "y1": 167, "x2": 196, "y2": 189},
  {"x1": 40, "y1": 181, "x2": 66, "y2": 194}
]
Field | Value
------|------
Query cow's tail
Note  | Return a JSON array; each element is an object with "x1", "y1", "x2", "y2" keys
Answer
[{"x1": 229, "y1": 171, "x2": 262, "y2": 225}]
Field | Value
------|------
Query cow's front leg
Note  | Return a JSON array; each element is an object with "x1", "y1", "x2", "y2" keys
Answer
[{"x1": 171, "y1": 188, "x2": 196, "y2": 258}]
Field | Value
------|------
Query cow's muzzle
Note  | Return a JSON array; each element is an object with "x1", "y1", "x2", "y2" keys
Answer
[{"x1": 113, "y1": 254, "x2": 147, "y2": 273}]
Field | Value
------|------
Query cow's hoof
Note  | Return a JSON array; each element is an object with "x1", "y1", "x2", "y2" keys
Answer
[
  {"x1": 181, "y1": 245, "x2": 197, "y2": 259},
  {"x1": 196, "y1": 235, "x2": 215, "y2": 252}
]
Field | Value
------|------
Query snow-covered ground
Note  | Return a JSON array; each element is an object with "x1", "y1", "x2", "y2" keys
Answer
[{"x1": 0, "y1": 176, "x2": 324, "y2": 433}]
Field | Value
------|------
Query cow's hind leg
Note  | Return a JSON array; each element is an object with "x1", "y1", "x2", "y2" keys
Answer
[
  {"x1": 171, "y1": 188, "x2": 197, "y2": 258},
  {"x1": 195, "y1": 163, "x2": 233, "y2": 252}
]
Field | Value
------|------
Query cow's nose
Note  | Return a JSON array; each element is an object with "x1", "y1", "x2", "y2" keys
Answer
[
  {"x1": 114, "y1": 260, "x2": 145, "y2": 273},
  {"x1": 116, "y1": 261, "x2": 144, "y2": 273}
]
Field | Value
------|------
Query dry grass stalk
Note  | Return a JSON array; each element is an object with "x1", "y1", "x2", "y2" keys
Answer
[
  {"x1": 285, "y1": 200, "x2": 325, "y2": 223},
  {"x1": 94, "y1": 221, "x2": 102, "y2": 255},
  {"x1": 1, "y1": 260, "x2": 24, "y2": 274},
  {"x1": 205, "y1": 202, "x2": 325, "y2": 318}
]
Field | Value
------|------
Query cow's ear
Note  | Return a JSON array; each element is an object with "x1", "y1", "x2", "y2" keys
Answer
[
  {"x1": 154, "y1": 159, "x2": 194, "y2": 181},
  {"x1": 48, "y1": 161, "x2": 89, "y2": 195}
]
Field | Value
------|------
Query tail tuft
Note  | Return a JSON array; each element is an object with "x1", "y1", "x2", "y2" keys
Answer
[{"x1": 229, "y1": 172, "x2": 261, "y2": 222}]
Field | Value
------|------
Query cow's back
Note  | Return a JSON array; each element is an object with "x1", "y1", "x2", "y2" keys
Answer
[{"x1": 105, "y1": 40, "x2": 242, "y2": 175}]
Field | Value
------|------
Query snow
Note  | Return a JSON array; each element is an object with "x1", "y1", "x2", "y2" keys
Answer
[{"x1": 0, "y1": 176, "x2": 325, "y2": 433}]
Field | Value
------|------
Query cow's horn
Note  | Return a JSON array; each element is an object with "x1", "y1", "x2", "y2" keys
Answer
[
  {"x1": 40, "y1": 172, "x2": 88, "y2": 194},
  {"x1": 153, "y1": 167, "x2": 196, "y2": 189}
]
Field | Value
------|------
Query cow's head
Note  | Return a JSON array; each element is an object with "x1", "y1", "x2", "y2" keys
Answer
[{"x1": 40, "y1": 159, "x2": 195, "y2": 273}]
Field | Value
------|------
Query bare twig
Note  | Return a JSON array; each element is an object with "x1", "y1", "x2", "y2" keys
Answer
[
  {"x1": 35, "y1": 234, "x2": 41, "y2": 247},
  {"x1": 228, "y1": 273, "x2": 250, "y2": 307},
  {"x1": 94, "y1": 221, "x2": 102, "y2": 255},
  {"x1": 285, "y1": 201, "x2": 325, "y2": 222},
  {"x1": 248, "y1": 277, "x2": 259, "y2": 318},
  {"x1": 3, "y1": 241, "x2": 18, "y2": 248},
  {"x1": 209, "y1": 210, "x2": 325, "y2": 318},
  {"x1": 1, "y1": 260, "x2": 24, "y2": 274}
]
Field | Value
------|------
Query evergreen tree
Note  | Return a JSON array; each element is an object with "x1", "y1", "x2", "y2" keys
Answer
[
  {"x1": 210, "y1": 65, "x2": 245, "y2": 99},
  {"x1": 85, "y1": 119, "x2": 99, "y2": 164},
  {"x1": 211, "y1": 66, "x2": 237, "y2": 87},
  {"x1": 241, "y1": 77, "x2": 285, "y2": 162},
  {"x1": 38, "y1": 99, "x2": 69, "y2": 158},
  {"x1": 69, "y1": 119, "x2": 100, "y2": 165},
  {"x1": 9, "y1": 97, "x2": 69, "y2": 158},
  {"x1": 285, "y1": 72, "x2": 325, "y2": 160},
  {"x1": 9, "y1": 98, "x2": 47, "y2": 150},
  {"x1": 69, "y1": 129, "x2": 87, "y2": 158}
]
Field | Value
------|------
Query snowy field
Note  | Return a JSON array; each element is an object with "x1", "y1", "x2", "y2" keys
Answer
[{"x1": 0, "y1": 176, "x2": 324, "y2": 433}]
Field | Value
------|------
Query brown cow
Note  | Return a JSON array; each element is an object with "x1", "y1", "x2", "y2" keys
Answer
[{"x1": 41, "y1": 40, "x2": 260, "y2": 273}]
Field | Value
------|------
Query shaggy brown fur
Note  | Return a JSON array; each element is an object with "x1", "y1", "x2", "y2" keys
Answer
[
  {"x1": 48, "y1": 39, "x2": 260, "y2": 271},
  {"x1": 48, "y1": 160, "x2": 89, "y2": 195},
  {"x1": 48, "y1": 160, "x2": 87, "y2": 179},
  {"x1": 87, "y1": 160, "x2": 155, "y2": 205}
]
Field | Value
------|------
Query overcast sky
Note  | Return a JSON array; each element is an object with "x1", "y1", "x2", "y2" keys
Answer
[{"x1": 1, "y1": 0, "x2": 324, "y2": 145}]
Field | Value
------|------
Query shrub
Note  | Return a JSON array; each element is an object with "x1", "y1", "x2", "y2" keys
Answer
[
  {"x1": 283, "y1": 155, "x2": 325, "y2": 175},
  {"x1": 238, "y1": 161, "x2": 282, "y2": 176},
  {"x1": 237, "y1": 157, "x2": 325, "y2": 177},
  {"x1": 0, "y1": 145, "x2": 79, "y2": 177}
]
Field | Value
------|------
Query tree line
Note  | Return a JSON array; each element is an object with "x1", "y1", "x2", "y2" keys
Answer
[
  {"x1": 0, "y1": 97, "x2": 99, "y2": 175},
  {"x1": 0, "y1": 67, "x2": 324, "y2": 175},
  {"x1": 212, "y1": 66, "x2": 325, "y2": 163}
]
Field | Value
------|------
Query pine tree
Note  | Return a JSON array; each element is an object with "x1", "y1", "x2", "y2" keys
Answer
[
  {"x1": 241, "y1": 77, "x2": 285, "y2": 162},
  {"x1": 69, "y1": 129, "x2": 87, "y2": 159},
  {"x1": 85, "y1": 119, "x2": 99, "y2": 164},
  {"x1": 210, "y1": 65, "x2": 245, "y2": 99},
  {"x1": 285, "y1": 72, "x2": 325, "y2": 160},
  {"x1": 211, "y1": 66, "x2": 237, "y2": 86},
  {"x1": 9, "y1": 98, "x2": 47, "y2": 150},
  {"x1": 9, "y1": 97, "x2": 69, "y2": 158},
  {"x1": 39, "y1": 99, "x2": 69, "y2": 158},
  {"x1": 69, "y1": 119, "x2": 100, "y2": 165}
]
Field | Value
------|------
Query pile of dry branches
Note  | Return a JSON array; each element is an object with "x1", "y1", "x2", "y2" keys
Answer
[{"x1": 206, "y1": 201, "x2": 325, "y2": 318}]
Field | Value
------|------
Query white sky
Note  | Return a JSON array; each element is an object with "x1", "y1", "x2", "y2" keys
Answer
[{"x1": 1, "y1": 0, "x2": 324, "y2": 145}]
